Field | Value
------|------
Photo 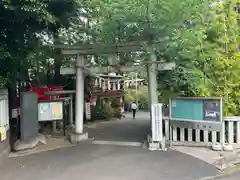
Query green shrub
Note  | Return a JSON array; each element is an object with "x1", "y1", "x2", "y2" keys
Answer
[
  {"x1": 102, "y1": 103, "x2": 115, "y2": 120},
  {"x1": 124, "y1": 87, "x2": 149, "y2": 110}
]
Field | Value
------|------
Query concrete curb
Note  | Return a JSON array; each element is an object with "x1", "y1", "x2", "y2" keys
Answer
[{"x1": 9, "y1": 143, "x2": 75, "y2": 158}]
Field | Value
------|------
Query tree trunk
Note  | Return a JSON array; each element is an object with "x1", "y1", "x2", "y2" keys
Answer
[{"x1": 53, "y1": 32, "x2": 62, "y2": 85}]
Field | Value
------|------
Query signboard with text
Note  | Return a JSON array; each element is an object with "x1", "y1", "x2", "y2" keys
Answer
[
  {"x1": 170, "y1": 97, "x2": 222, "y2": 122},
  {"x1": 169, "y1": 97, "x2": 223, "y2": 131},
  {"x1": 38, "y1": 100, "x2": 64, "y2": 121}
]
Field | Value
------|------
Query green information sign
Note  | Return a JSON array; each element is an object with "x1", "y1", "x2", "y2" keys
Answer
[{"x1": 170, "y1": 97, "x2": 222, "y2": 122}]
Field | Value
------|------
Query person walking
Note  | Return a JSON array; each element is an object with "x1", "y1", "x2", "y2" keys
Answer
[{"x1": 131, "y1": 101, "x2": 138, "y2": 119}]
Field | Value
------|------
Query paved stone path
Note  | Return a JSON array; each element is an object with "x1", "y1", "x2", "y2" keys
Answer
[{"x1": 86, "y1": 112, "x2": 150, "y2": 143}]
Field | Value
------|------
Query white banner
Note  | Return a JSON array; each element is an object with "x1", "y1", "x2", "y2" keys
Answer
[
  {"x1": 151, "y1": 103, "x2": 163, "y2": 142},
  {"x1": 85, "y1": 102, "x2": 91, "y2": 120}
]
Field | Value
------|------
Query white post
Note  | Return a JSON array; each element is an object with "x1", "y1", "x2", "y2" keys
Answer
[
  {"x1": 203, "y1": 130, "x2": 209, "y2": 143},
  {"x1": 172, "y1": 127, "x2": 177, "y2": 141},
  {"x1": 212, "y1": 131, "x2": 217, "y2": 144},
  {"x1": 180, "y1": 128, "x2": 185, "y2": 142},
  {"x1": 113, "y1": 82, "x2": 116, "y2": 90},
  {"x1": 103, "y1": 80, "x2": 106, "y2": 90},
  {"x1": 195, "y1": 129, "x2": 200, "y2": 142},
  {"x1": 99, "y1": 78, "x2": 102, "y2": 88},
  {"x1": 94, "y1": 79, "x2": 98, "y2": 87},
  {"x1": 236, "y1": 122, "x2": 240, "y2": 144},
  {"x1": 117, "y1": 80, "x2": 121, "y2": 90},
  {"x1": 108, "y1": 78, "x2": 111, "y2": 90},
  {"x1": 151, "y1": 103, "x2": 163, "y2": 142},
  {"x1": 228, "y1": 121, "x2": 234, "y2": 144},
  {"x1": 188, "y1": 129, "x2": 193, "y2": 141},
  {"x1": 75, "y1": 55, "x2": 85, "y2": 134}
]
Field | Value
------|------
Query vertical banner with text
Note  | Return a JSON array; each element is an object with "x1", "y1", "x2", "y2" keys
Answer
[{"x1": 151, "y1": 103, "x2": 163, "y2": 142}]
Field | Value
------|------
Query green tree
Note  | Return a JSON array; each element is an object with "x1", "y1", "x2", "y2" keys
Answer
[
  {"x1": 205, "y1": 0, "x2": 240, "y2": 115},
  {"x1": 157, "y1": 0, "x2": 240, "y2": 115},
  {"x1": 0, "y1": 0, "x2": 80, "y2": 115},
  {"x1": 0, "y1": 0, "x2": 78, "y2": 86}
]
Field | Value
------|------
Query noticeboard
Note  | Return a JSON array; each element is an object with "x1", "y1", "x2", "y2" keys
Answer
[
  {"x1": 170, "y1": 97, "x2": 222, "y2": 122},
  {"x1": 38, "y1": 100, "x2": 64, "y2": 121},
  {"x1": 203, "y1": 99, "x2": 221, "y2": 121}
]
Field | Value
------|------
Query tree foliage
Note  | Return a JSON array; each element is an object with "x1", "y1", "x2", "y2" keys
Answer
[
  {"x1": 0, "y1": 0, "x2": 78, "y2": 86},
  {"x1": 158, "y1": 0, "x2": 240, "y2": 115},
  {"x1": 1, "y1": 0, "x2": 240, "y2": 116}
]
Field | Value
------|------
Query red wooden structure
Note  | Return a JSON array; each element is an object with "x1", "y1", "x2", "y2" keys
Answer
[{"x1": 28, "y1": 86, "x2": 64, "y2": 101}]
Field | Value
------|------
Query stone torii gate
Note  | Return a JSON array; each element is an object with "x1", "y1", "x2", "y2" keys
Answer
[{"x1": 53, "y1": 42, "x2": 175, "y2": 143}]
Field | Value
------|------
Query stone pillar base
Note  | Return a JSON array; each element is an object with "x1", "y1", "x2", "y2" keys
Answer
[
  {"x1": 69, "y1": 132, "x2": 88, "y2": 144},
  {"x1": 13, "y1": 133, "x2": 47, "y2": 151},
  {"x1": 149, "y1": 142, "x2": 160, "y2": 149},
  {"x1": 147, "y1": 134, "x2": 167, "y2": 151}
]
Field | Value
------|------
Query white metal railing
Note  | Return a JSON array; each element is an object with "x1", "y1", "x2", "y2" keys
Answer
[
  {"x1": 163, "y1": 116, "x2": 240, "y2": 147},
  {"x1": 224, "y1": 116, "x2": 240, "y2": 145}
]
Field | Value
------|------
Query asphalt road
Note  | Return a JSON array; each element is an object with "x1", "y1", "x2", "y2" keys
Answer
[
  {"x1": 0, "y1": 144, "x2": 219, "y2": 180},
  {"x1": 215, "y1": 169, "x2": 240, "y2": 180},
  {"x1": 0, "y1": 112, "x2": 221, "y2": 180}
]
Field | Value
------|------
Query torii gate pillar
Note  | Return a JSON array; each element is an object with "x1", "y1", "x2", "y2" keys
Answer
[
  {"x1": 75, "y1": 55, "x2": 85, "y2": 134},
  {"x1": 147, "y1": 53, "x2": 159, "y2": 112},
  {"x1": 147, "y1": 52, "x2": 164, "y2": 150},
  {"x1": 69, "y1": 54, "x2": 88, "y2": 143}
]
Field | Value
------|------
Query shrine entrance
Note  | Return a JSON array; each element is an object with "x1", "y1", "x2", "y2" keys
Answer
[{"x1": 53, "y1": 41, "x2": 175, "y2": 147}]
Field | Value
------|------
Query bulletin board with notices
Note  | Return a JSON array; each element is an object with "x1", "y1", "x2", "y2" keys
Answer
[
  {"x1": 38, "y1": 100, "x2": 64, "y2": 121},
  {"x1": 169, "y1": 97, "x2": 223, "y2": 132}
]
